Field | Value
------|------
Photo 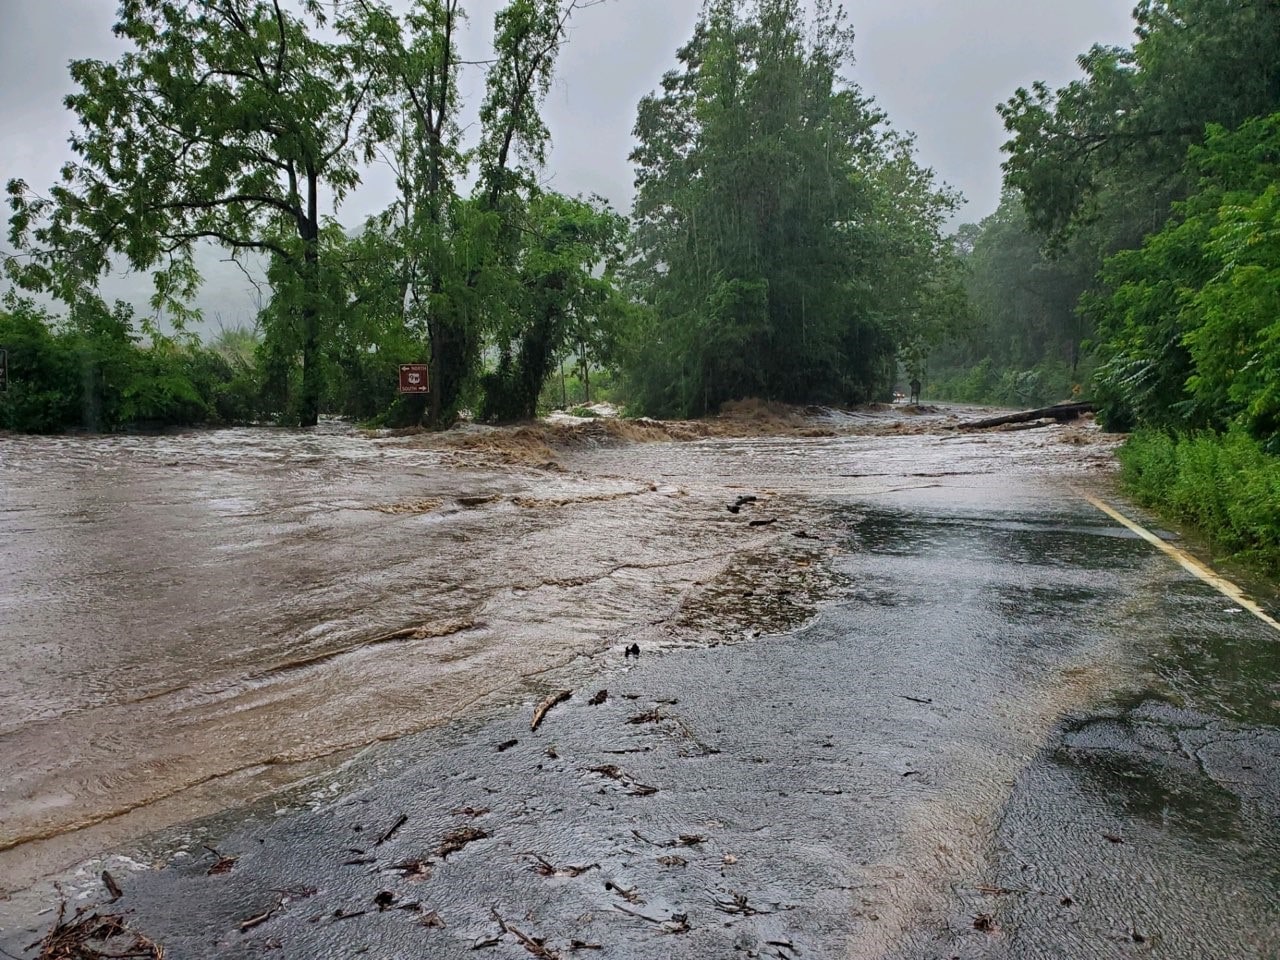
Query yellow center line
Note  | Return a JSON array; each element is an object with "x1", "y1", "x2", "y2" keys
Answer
[{"x1": 1078, "y1": 490, "x2": 1280, "y2": 635}]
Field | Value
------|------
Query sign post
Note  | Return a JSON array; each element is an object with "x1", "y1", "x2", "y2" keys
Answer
[{"x1": 398, "y1": 363, "x2": 430, "y2": 395}]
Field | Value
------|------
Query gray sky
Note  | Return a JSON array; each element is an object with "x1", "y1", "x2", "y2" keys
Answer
[{"x1": 0, "y1": 0, "x2": 1136, "y2": 328}]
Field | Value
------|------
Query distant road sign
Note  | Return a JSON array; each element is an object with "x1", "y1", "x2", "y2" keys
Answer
[
  {"x1": 0, "y1": 348, "x2": 7, "y2": 392},
  {"x1": 398, "y1": 363, "x2": 430, "y2": 394}
]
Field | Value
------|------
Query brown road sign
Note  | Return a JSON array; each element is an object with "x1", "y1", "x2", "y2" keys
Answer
[{"x1": 398, "y1": 363, "x2": 430, "y2": 394}]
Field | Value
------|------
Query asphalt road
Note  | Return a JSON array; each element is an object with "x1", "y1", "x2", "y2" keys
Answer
[{"x1": 4, "y1": 471, "x2": 1275, "y2": 960}]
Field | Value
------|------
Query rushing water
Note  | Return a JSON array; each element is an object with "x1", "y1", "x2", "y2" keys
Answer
[{"x1": 0, "y1": 410, "x2": 1119, "y2": 891}]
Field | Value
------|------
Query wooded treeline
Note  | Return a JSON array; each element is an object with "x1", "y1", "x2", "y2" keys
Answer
[
  {"x1": 939, "y1": 0, "x2": 1280, "y2": 569},
  {"x1": 2, "y1": 0, "x2": 961, "y2": 432},
  {"x1": 4, "y1": 0, "x2": 630, "y2": 430},
  {"x1": 936, "y1": 0, "x2": 1280, "y2": 443}
]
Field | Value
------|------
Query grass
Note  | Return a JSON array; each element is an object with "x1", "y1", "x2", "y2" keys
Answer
[{"x1": 1119, "y1": 429, "x2": 1280, "y2": 576}]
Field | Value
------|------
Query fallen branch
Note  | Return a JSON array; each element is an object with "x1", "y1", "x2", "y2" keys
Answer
[
  {"x1": 605, "y1": 881, "x2": 644, "y2": 904},
  {"x1": 957, "y1": 402, "x2": 1094, "y2": 431},
  {"x1": 31, "y1": 899, "x2": 164, "y2": 960},
  {"x1": 240, "y1": 902, "x2": 280, "y2": 932},
  {"x1": 713, "y1": 891, "x2": 769, "y2": 916},
  {"x1": 390, "y1": 858, "x2": 432, "y2": 879},
  {"x1": 587, "y1": 765, "x2": 659, "y2": 796},
  {"x1": 202, "y1": 845, "x2": 237, "y2": 875},
  {"x1": 375, "y1": 814, "x2": 408, "y2": 847},
  {"x1": 531, "y1": 690, "x2": 572, "y2": 732},
  {"x1": 612, "y1": 905, "x2": 690, "y2": 934},
  {"x1": 611, "y1": 904, "x2": 663, "y2": 925},
  {"x1": 526, "y1": 855, "x2": 598, "y2": 878},
  {"x1": 100, "y1": 871, "x2": 123, "y2": 903},
  {"x1": 490, "y1": 908, "x2": 561, "y2": 959}
]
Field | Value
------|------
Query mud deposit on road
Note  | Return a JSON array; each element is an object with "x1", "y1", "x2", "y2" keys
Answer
[{"x1": 6, "y1": 405, "x2": 1275, "y2": 957}]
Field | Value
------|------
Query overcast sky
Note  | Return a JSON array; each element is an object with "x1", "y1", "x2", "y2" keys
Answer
[{"x1": 0, "y1": 0, "x2": 1136, "y2": 327}]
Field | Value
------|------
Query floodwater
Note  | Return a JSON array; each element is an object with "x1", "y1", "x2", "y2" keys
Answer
[
  {"x1": 1, "y1": 407, "x2": 1276, "y2": 958},
  {"x1": 0, "y1": 410, "x2": 1108, "y2": 888}
]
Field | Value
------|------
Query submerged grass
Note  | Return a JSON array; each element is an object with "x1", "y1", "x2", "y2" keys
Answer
[{"x1": 1118, "y1": 429, "x2": 1280, "y2": 576}]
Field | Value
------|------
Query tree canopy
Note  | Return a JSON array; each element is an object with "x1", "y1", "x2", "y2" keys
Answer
[
  {"x1": 999, "y1": 0, "x2": 1280, "y2": 248},
  {"x1": 4, "y1": 0, "x2": 628, "y2": 430},
  {"x1": 620, "y1": 0, "x2": 958, "y2": 417},
  {"x1": 932, "y1": 0, "x2": 1280, "y2": 425}
]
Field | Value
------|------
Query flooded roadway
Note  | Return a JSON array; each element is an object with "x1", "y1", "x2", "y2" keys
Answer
[{"x1": 1, "y1": 407, "x2": 1277, "y2": 957}]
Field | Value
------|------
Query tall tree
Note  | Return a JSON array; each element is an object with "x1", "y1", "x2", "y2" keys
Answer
[
  {"x1": 999, "y1": 0, "x2": 1280, "y2": 248},
  {"x1": 1086, "y1": 112, "x2": 1280, "y2": 441},
  {"x1": 479, "y1": 192, "x2": 627, "y2": 421},
  {"x1": 358, "y1": 0, "x2": 594, "y2": 426},
  {"x1": 356, "y1": 0, "x2": 470, "y2": 425},
  {"x1": 624, "y1": 0, "x2": 956, "y2": 416},
  {"x1": 5, "y1": 0, "x2": 391, "y2": 426}
]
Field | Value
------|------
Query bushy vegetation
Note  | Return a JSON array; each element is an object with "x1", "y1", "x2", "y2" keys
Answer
[
  {"x1": 0, "y1": 297, "x2": 258, "y2": 433},
  {"x1": 928, "y1": 190, "x2": 1094, "y2": 406},
  {"x1": 536, "y1": 364, "x2": 618, "y2": 414},
  {"x1": 1087, "y1": 115, "x2": 1280, "y2": 445},
  {"x1": 1119, "y1": 430, "x2": 1280, "y2": 573},
  {"x1": 930, "y1": 357, "x2": 1084, "y2": 409},
  {"x1": 4, "y1": 0, "x2": 631, "y2": 430}
]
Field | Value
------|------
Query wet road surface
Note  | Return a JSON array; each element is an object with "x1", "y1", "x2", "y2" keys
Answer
[{"x1": 1, "y1": 411, "x2": 1277, "y2": 957}]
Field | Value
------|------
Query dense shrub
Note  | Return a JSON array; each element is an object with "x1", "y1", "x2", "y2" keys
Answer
[
  {"x1": 0, "y1": 299, "x2": 258, "y2": 432},
  {"x1": 1119, "y1": 429, "x2": 1280, "y2": 572},
  {"x1": 930, "y1": 358, "x2": 1084, "y2": 408}
]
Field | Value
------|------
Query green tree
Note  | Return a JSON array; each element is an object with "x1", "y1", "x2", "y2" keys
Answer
[
  {"x1": 1089, "y1": 113, "x2": 1280, "y2": 444},
  {"x1": 930, "y1": 191, "x2": 1095, "y2": 406},
  {"x1": 479, "y1": 192, "x2": 628, "y2": 421},
  {"x1": 624, "y1": 0, "x2": 955, "y2": 416},
  {"x1": 354, "y1": 0, "x2": 595, "y2": 426},
  {"x1": 999, "y1": 0, "x2": 1280, "y2": 247},
  {"x1": 5, "y1": 0, "x2": 392, "y2": 426}
]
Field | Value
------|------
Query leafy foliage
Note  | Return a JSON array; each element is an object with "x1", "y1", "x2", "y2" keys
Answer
[
  {"x1": 0, "y1": 294, "x2": 257, "y2": 432},
  {"x1": 999, "y1": 0, "x2": 1280, "y2": 247},
  {"x1": 1120, "y1": 428, "x2": 1280, "y2": 573},
  {"x1": 621, "y1": 0, "x2": 958, "y2": 417},
  {"x1": 1088, "y1": 113, "x2": 1280, "y2": 445},
  {"x1": 479, "y1": 193, "x2": 628, "y2": 422},
  {"x1": 5, "y1": 0, "x2": 393, "y2": 426},
  {"x1": 931, "y1": 191, "x2": 1094, "y2": 405},
  {"x1": 4, "y1": 0, "x2": 617, "y2": 431}
]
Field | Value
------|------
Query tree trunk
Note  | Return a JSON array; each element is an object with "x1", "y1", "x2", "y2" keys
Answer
[
  {"x1": 298, "y1": 170, "x2": 322, "y2": 428},
  {"x1": 958, "y1": 402, "x2": 1095, "y2": 430}
]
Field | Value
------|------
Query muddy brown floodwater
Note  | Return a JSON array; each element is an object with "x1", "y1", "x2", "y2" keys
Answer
[
  {"x1": 12, "y1": 402, "x2": 1278, "y2": 960},
  {"x1": 0, "y1": 405, "x2": 1110, "y2": 892}
]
